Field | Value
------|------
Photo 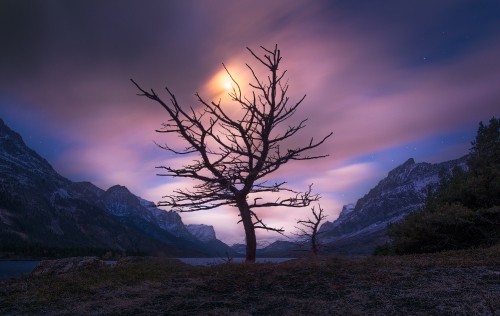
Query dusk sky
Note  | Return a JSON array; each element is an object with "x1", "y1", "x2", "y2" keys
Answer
[{"x1": 1, "y1": 1, "x2": 499, "y2": 245}]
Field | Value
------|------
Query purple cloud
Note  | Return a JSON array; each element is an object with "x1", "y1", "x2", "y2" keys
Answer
[{"x1": 1, "y1": 1, "x2": 499, "y2": 244}]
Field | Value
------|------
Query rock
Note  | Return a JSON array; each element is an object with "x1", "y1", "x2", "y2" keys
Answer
[{"x1": 30, "y1": 256, "x2": 105, "y2": 276}]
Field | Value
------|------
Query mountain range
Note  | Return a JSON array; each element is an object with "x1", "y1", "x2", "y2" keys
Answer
[
  {"x1": 317, "y1": 156, "x2": 468, "y2": 255},
  {"x1": 0, "y1": 118, "x2": 235, "y2": 258},
  {"x1": 241, "y1": 156, "x2": 468, "y2": 257},
  {"x1": 0, "y1": 117, "x2": 469, "y2": 258}
]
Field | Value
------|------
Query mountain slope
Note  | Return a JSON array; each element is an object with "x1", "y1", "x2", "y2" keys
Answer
[
  {"x1": 98, "y1": 185, "x2": 237, "y2": 256},
  {"x1": 0, "y1": 118, "x2": 229, "y2": 257},
  {"x1": 319, "y1": 157, "x2": 468, "y2": 255}
]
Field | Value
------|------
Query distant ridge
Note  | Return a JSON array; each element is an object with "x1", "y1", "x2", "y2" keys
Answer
[
  {"x1": 318, "y1": 156, "x2": 468, "y2": 255},
  {"x1": 0, "y1": 118, "x2": 236, "y2": 258}
]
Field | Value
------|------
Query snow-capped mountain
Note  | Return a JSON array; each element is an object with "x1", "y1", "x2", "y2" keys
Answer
[
  {"x1": 0, "y1": 119, "x2": 63, "y2": 181},
  {"x1": 0, "y1": 118, "x2": 161, "y2": 254},
  {"x1": 186, "y1": 224, "x2": 217, "y2": 243},
  {"x1": 138, "y1": 197, "x2": 194, "y2": 239},
  {"x1": 99, "y1": 185, "x2": 193, "y2": 239},
  {"x1": 0, "y1": 118, "x2": 234, "y2": 257},
  {"x1": 318, "y1": 157, "x2": 468, "y2": 255},
  {"x1": 318, "y1": 204, "x2": 354, "y2": 233}
]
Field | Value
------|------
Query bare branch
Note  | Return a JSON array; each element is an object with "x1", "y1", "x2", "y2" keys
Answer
[
  {"x1": 131, "y1": 45, "x2": 332, "y2": 262},
  {"x1": 294, "y1": 205, "x2": 328, "y2": 255}
]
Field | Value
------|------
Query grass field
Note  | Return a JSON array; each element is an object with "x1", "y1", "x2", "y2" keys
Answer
[{"x1": 1, "y1": 245, "x2": 499, "y2": 315}]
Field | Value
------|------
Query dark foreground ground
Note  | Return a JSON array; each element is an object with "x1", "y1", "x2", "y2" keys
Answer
[{"x1": 1, "y1": 245, "x2": 499, "y2": 315}]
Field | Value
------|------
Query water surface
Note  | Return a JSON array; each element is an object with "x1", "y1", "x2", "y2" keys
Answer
[
  {"x1": 0, "y1": 261, "x2": 39, "y2": 280},
  {"x1": 0, "y1": 257, "x2": 295, "y2": 279}
]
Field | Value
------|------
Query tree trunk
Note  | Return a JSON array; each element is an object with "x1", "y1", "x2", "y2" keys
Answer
[
  {"x1": 238, "y1": 199, "x2": 256, "y2": 263},
  {"x1": 311, "y1": 234, "x2": 318, "y2": 256}
]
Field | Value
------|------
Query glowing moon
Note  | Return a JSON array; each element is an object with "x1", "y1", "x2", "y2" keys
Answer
[
  {"x1": 223, "y1": 80, "x2": 233, "y2": 91},
  {"x1": 204, "y1": 65, "x2": 247, "y2": 98}
]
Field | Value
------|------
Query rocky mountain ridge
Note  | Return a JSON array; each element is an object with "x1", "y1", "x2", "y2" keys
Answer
[
  {"x1": 0, "y1": 118, "x2": 234, "y2": 258},
  {"x1": 228, "y1": 157, "x2": 469, "y2": 257},
  {"x1": 0, "y1": 117, "x2": 471, "y2": 258},
  {"x1": 186, "y1": 224, "x2": 217, "y2": 243},
  {"x1": 318, "y1": 156, "x2": 468, "y2": 255}
]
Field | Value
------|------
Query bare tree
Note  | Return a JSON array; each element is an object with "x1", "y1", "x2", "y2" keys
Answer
[
  {"x1": 294, "y1": 205, "x2": 328, "y2": 256},
  {"x1": 131, "y1": 45, "x2": 332, "y2": 262}
]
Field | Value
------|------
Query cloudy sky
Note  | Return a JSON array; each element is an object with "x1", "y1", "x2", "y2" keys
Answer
[{"x1": 1, "y1": 0, "x2": 499, "y2": 245}]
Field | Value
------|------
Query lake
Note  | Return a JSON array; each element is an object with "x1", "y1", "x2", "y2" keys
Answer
[
  {"x1": 177, "y1": 257, "x2": 294, "y2": 265},
  {"x1": 0, "y1": 258, "x2": 295, "y2": 279},
  {"x1": 0, "y1": 261, "x2": 39, "y2": 280}
]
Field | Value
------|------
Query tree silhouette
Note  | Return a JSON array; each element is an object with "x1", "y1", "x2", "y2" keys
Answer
[
  {"x1": 132, "y1": 45, "x2": 332, "y2": 262},
  {"x1": 295, "y1": 205, "x2": 328, "y2": 256}
]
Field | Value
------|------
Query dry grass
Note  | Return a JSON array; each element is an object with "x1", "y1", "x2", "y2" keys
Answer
[{"x1": 1, "y1": 246, "x2": 499, "y2": 315}]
